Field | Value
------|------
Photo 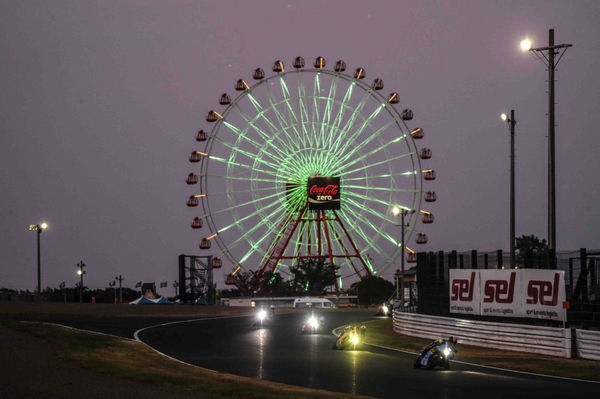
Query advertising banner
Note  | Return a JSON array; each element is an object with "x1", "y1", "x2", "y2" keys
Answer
[
  {"x1": 307, "y1": 176, "x2": 340, "y2": 210},
  {"x1": 521, "y1": 269, "x2": 566, "y2": 321},
  {"x1": 480, "y1": 270, "x2": 519, "y2": 318},
  {"x1": 449, "y1": 269, "x2": 480, "y2": 315},
  {"x1": 449, "y1": 269, "x2": 566, "y2": 321}
]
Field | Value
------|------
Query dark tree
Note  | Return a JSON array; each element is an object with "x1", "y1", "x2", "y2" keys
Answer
[
  {"x1": 352, "y1": 275, "x2": 395, "y2": 307},
  {"x1": 289, "y1": 258, "x2": 339, "y2": 296},
  {"x1": 515, "y1": 234, "x2": 549, "y2": 268}
]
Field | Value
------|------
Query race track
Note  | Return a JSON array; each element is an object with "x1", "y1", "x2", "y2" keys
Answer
[{"x1": 135, "y1": 310, "x2": 599, "y2": 398}]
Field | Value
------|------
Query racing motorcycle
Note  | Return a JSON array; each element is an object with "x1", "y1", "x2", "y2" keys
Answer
[
  {"x1": 301, "y1": 314, "x2": 323, "y2": 334},
  {"x1": 333, "y1": 325, "x2": 366, "y2": 350},
  {"x1": 413, "y1": 339, "x2": 456, "y2": 369},
  {"x1": 375, "y1": 303, "x2": 391, "y2": 317},
  {"x1": 252, "y1": 308, "x2": 271, "y2": 327}
]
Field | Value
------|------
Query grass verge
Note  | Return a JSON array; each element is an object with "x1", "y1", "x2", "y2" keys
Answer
[
  {"x1": 1, "y1": 320, "x2": 372, "y2": 399},
  {"x1": 364, "y1": 318, "x2": 600, "y2": 382}
]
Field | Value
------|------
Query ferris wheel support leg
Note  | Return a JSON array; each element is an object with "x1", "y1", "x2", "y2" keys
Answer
[{"x1": 321, "y1": 210, "x2": 339, "y2": 292}]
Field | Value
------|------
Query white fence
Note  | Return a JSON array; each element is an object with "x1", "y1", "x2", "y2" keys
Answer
[
  {"x1": 576, "y1": 329, "x2": 600, "y2": 360},
  {"x1": 393, "y1": 310, "x2": 572, "y2": 358}
]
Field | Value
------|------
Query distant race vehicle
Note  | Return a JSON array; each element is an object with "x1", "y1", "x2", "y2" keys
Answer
[
  {"x1": 333, "y1": 325, "x2": 366, "y2": 350},
  {"x1": 375, "y1": 303, "x2": 391, "y2": 317},
  {"x1": 301, "y1": 314, "x2": 324, "y2": 334},
  {"x1": 252, "y1": 307, "x2": 274, "y2": 327},
  {"x1": 414, "y1": 337, "x2": 457, "y2": 369}
]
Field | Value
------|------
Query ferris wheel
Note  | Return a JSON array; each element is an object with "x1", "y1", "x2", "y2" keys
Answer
[{"x1": 186, "y1": 56, "x2": 436, "y2": 290}]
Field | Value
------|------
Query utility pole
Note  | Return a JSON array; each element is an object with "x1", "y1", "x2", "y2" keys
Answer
[{"x1": 522, "y1": 29, "x2": 572, "y2": 266}]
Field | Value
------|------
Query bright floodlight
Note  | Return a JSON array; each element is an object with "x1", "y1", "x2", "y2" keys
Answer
[
  {"x1": 501, "y1": 113, "x2": 508, "y2": 121},
  {"x1": 391, "y1": 206, "x2": 400, "y2": 216},
  {"x1": 40, "y1": 222, "x2": 48, "y2": 230},
  {"x1": 77, "y1": 269, "x2": 83, "y2": 275},
  {"x1": 520, "y1": 38, "x2": 532, "y2": 51}
]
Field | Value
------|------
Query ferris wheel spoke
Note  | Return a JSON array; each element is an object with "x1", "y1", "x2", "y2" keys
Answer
[
  {"x1": 334, "y1": 133, "x2": 409, "y2": 173},
  {"x1": 335, "y1": 152, "x2": 414, "y2": 177},
  {"x1": 233, "y1": 101, "x2": 298, "y2": 161},
  {"x1": 333, "y1": 118, "x2": 400, "y2": 169},
  {"x1": 344, "y1": 190, "x2": 400, "y2": 211},
  {"x1": 342, "y1": 170, "x2": 419, "y2": 181},
  {"x1": 325, "y1": 82, "x2": 355, "y2": 149},
  {"x1": 311, "y1": 73, "x2": 324, "y2": 148},
  {"x1": 320, "y1": 75, "x2": 339, "y2": 148},
  {"x1": 344, "y1": 184, "x2": 419, "y2": 193},
  {"x1": 213, "y1": 137, "x2": 282, "y2": 171},
  {"x1": 343, "y1": 199, "x2": 399, "y2": 247},
  {"x1": 264, "y1": 83, "x2": 304, "y2": 152},
  {"x1": 205, "y1": 174, "x2": 286, "y2": 184},
  {"x1": 296, "y1": 78, "x2": 314, "y2": 148},
  {"x1": 329, "y1": 88, "x2": 372, "y2": 152},
  {"x1": 217, "y1": 196, "x2": 283, "y2": 234},
  {"x1": 227, "y1": 107, "x2": 290, "y2": 162},
  {"x1": 278, "y1": 76, "x2": 305, "y2": 146},
  {"x1": 333, "y1": 104, "x2": 385, "y2": 162},
  {"x1": 336, "y1": 208, "x2": 386, "y2": 269},
  {"x1": 220, "y1": 120, "x2": 286, "y2": 165},
  {"x1": 207, "y1": 190, "x2": 282, "y2": 217},
  {"x1": 228, "y1": 205, "x2": 289, "y2": 262},
  {"x1": 210, "y1": 155, "x2": 280, "y2": 178},
  {"x1": 208, "y1": 185, "x2": 277, "y2": 198}
]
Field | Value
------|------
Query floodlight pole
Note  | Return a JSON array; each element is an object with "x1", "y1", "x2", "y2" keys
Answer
[
  {"x1": 37, "y1": 228, "x2": 42, "y2": 294},
  {"x1": 527, "y1": 29, "x2": 572, "y2": 265},
  {"x1": 504, "y1": 110, "x2": 517, "y2": 269},
  {"x1": 77, "y1": 261, "x2": 86, "y2": 303}
]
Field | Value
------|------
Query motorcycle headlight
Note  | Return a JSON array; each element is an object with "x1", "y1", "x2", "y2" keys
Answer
[
  {"x1": 382, "y1": 305, "x2": 389, "y2": 315},
  {"x1": 308, "y1": 317, "x2": 319, "y2": 328},
  {"x1": 257, "y1": 310, "x2": 267, "y2": 321},
  {"x1": 351, "y1": 333, "x2": 360, "y2": 345},
  {"x1": 443, "y1": 347, "x2": 451, "y2": 357}
]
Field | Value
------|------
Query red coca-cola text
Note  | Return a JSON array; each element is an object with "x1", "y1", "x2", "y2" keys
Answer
[{"x1": 309, "y1": 184, "x2": 339, "y2": 196}]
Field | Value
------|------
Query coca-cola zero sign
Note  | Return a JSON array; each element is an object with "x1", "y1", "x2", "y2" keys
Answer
[{"x1": 307, "y1": 177, "x2": 340, "y2": 210}]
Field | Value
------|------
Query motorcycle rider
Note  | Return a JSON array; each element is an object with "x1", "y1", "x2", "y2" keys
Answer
[
  {"x1": 417, "y1": 336, "x2": 457, "y2": 368},
  {"x1": 334, "y1": 324, "x2": 366, "y2": 348}
]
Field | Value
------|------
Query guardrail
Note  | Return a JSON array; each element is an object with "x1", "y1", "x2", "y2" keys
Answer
[
  {"x1": 393, "y1": 310, "x2": 572, "y2": 358},
  {"x1": 576, "y1": 329, "x2": 600, "y2": 360}
]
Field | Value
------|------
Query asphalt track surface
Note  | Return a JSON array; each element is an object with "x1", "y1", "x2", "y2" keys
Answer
[{"x1": 12, "y1": 311, "x2": 600, "y2": 398}]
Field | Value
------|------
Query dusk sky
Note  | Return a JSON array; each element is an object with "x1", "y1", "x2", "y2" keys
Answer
[{"x1": 1, "y1": 0, "x2": 599, "y2": 291}]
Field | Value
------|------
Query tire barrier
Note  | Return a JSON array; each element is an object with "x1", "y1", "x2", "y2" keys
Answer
[
  {"x1": 393, "y1": 310, "x2": 572, "y2": 358},
  {"x1": 575, "y1": 329, "x2": 600, "y2": 360}
]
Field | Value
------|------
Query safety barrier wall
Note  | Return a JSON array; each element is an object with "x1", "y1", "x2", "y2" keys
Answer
[
  {"x1": 576, "y1": 329, "x2": 600, "y2": 360},
  {"x1": 393, "y1": 310, "x2": 572, "y2": 358}
]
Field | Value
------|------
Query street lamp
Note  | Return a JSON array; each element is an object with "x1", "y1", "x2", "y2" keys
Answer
[
  {"x1": 28, "y1": 222, "x2": 48, "y2": 294},
  {"x1": 521, "y1": 29, "x2": 572, "y2": 264},
  {"x1": 76, "y1": 261, "x2": 86, "y2": 303},
  {"x1": 391, "y1": 206, "x2": 415, "y2": 304},
  {"x1": 501, "y1": 110, "x2": 517, "y2": 268}
]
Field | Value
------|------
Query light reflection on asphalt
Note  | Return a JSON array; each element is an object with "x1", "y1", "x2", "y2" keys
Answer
[
  {"x1": 351, "y1": 350, "x2": 358, "y2": 395},
  {"x1": 255, "y1": 327, "x2": 267, "y2": 379}
]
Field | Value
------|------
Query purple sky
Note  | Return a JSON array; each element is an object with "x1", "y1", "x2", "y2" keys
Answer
[{"x1": 1, "y1": 0, "x2": 599, "y2": 291}]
